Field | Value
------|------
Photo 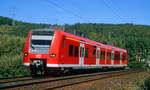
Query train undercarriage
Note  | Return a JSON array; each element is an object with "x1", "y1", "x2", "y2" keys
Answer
[
  {"x1": 29, "y1": 59, "x2": 72, "y2": 76},
  {"x1": 29, "y1": 59, "x2": 126, "y2": 77}
]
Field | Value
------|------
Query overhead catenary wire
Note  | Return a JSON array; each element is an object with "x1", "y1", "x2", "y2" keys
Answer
[
  {"x1": 64, "y1": 0, "x2": 87, "y2": 23},
  {"x1": 110, "y1": 0, "x2": 133, "y2": 23},
  {"x1": 101, "y1": 0, "x2": 125, "y2": 23},
  {"x1": 44, "y1": 0, "x2": 89, "y2": 23}
]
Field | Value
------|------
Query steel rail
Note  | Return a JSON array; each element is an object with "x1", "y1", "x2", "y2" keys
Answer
[
  {"x1": 0, "y1": 70, "x2": 141, "y2": 89},
  {"x1": 0, "y1": 78, "x2": 34, "y2": 84},
  {"x1": 0, "y1": 75, "x2": 30, "y2": 80},
  {"x1": 45, "y1": 70, "x2": 141, "y2": 89}
]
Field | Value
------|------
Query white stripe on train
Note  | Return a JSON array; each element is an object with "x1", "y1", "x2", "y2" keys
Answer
[{"x1": 23, "y1": 63, "x2": 127, "y2": 69}]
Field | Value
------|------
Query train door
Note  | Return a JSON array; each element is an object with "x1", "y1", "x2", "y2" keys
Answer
[
  {"x1": 79, "y1": 43, "x2": 85, "y2": 66},
  {"x1": 96, "y1": 47, "x2": 100, "y2": 65},
  {"x1": 100, "y1": 48, "x2": 105, "y2": 64},
  {"x1": 114, "y1": 51, "x2": 120, "y2": 64},
  {"x1": 111, "y1": 50, "x2": 114, "y2": 65},
  {"x1": 120, "y1": 52, "x2": 123, "y2": 65},
  {"x1": 106, "y1": 49, "x2": 112, "y2": 64},
  {"x1": 122, "y1": 53, "x2": 127, "y2": 64}
]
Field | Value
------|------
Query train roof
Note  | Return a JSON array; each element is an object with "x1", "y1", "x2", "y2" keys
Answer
[
  {"x1": 57, "y1": 30, "x2": 127, "y2": 53},
  {"x1": 30, "y1": 29, "x2": 126, "y2": 52},
  {"x1": 31, "y1": 29, "x2": 55, "y2": 31}
]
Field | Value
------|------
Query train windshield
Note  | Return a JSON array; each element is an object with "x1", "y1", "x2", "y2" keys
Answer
[
  {"x1": 30, "y1": 30, "x2": 54, "y2": 54},
  {"x1": 31, "y1": 40, "x2": 51, "y2": 45}
]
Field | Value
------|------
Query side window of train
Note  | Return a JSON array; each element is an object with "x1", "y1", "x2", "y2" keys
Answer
[
  {"x1": 114, "y1": 54, "x2": 117, "y2": 60},
  {"x1": 122, "y1": 54, "x2": 126, "y2": 60},
  {"x1": 69, "y1": 45, "x2": 79, "y2": 57},
  {"x1": 118, "y1": 54, "x2": 121, "y2": 60},
  {"x1": 80, "y1": 47, "x2": 82, "y2": 57},
  {"x1": 74, "y1": 46, "x2": 79, "y2": 57},
  {"x1": 85, "y1": 48, "x2": 89, "y2": 58},
  {"x1": 69, "y1": 45, "x2": 73, "y2": 56},
  {"x1": 107, "y1": 52, "x2": 111, "y2": 60},
  {"x1": 100, "y1": 51, "x2": 105, "y2": 60},
  {"x1": 114, "y1": 54, "x2": 120, "y2": 60},
  {"x1": 93, "y1": 49, "x2": 96, "y2": 58}
]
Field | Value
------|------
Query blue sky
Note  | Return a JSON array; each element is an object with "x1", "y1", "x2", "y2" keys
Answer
[{"x1": 0, "y1": 0, "x2": 150, "y2": 25}]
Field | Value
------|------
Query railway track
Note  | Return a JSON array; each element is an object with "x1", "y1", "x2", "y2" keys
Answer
[
  {"x1": 0, "y1": 77, "x2": 33, "y2": 84},
  {"x1": 0, "y1": 70, "x2": 143, "y2": 90},
  {"x1": 45, "y1": 70, "x2": 143, "y2": 90},
  {"x1": 0, "y1": 75, "x2": 30, "y2": 80}
]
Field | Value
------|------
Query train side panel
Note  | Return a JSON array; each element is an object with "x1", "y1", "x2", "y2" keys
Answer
[
  {"x1": 84, "y1": 44, "x2": 96, "y2": 65},
  {"x1": 23, "y1": 31, "x2": 31, "y2": 64},
  {"x1": 47, "y1": 30, "x2": 64, "y2": 65},
  {"x1": 60, "y1": 37, "x2": 80, "y2": 64}
]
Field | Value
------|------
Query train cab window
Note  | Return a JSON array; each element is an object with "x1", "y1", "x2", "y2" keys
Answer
[
  {"x1": 69, "y1": 45, "x2": 73, "y2": 56},
  {"x1": 74, "y1": 46, "x2": 79, "y2": 57},
  {"x1": 30, "y1": 30, "x2": 54, "y2": 54},
  {"x1": 85, "y1": 48, "x2": 89, "y2": 58},
  {"x1": 31, "y1": 40, "x2": 51, "y2": 45}
]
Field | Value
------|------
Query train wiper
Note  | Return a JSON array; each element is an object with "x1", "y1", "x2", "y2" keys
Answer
[{"x1": 31, "y1": 45, "x2": 35, "y2": 49}]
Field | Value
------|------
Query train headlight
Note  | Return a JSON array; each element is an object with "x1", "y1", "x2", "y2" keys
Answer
[
  {"x1": 24, "y1": 52, "x2": 28, "y2": 56},
  {"x1": 50, "y1": 53, "x2": 56, "y2": 57}
]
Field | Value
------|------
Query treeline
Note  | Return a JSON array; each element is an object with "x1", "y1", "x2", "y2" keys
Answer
[{"x1": 0, "y1": 16, "x2": 150, "y2": 77}]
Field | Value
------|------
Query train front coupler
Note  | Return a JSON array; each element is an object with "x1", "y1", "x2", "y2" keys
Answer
[{"x1": 30, "y1": 60, "x2": 46, "y2": 76}]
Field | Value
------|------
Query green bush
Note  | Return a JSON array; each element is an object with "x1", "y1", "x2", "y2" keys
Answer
[
  {"x1": 0, "y1": 35, "x2": 25, "y2": 56},
  {"x1": 0, "y1": 54, "x2": 30, "y2": 78},
  {"x1": 128, "y1": 57, "x2": 145, "y2": 69},
  {"x1": 0, "y1": 35, "x2": 30, "y2": 78},
  {"x1": 144, "y1": 76, "x2": 150, "y2": 90}
]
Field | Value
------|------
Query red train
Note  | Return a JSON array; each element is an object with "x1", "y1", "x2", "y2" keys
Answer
[{"x1": 23, "y1": 29, "x2": 128, "y2": 76}]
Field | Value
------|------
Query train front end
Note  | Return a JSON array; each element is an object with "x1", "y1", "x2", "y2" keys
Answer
[{"x1": 23, "y1": 29, "x2": 54, "y2": 76}]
